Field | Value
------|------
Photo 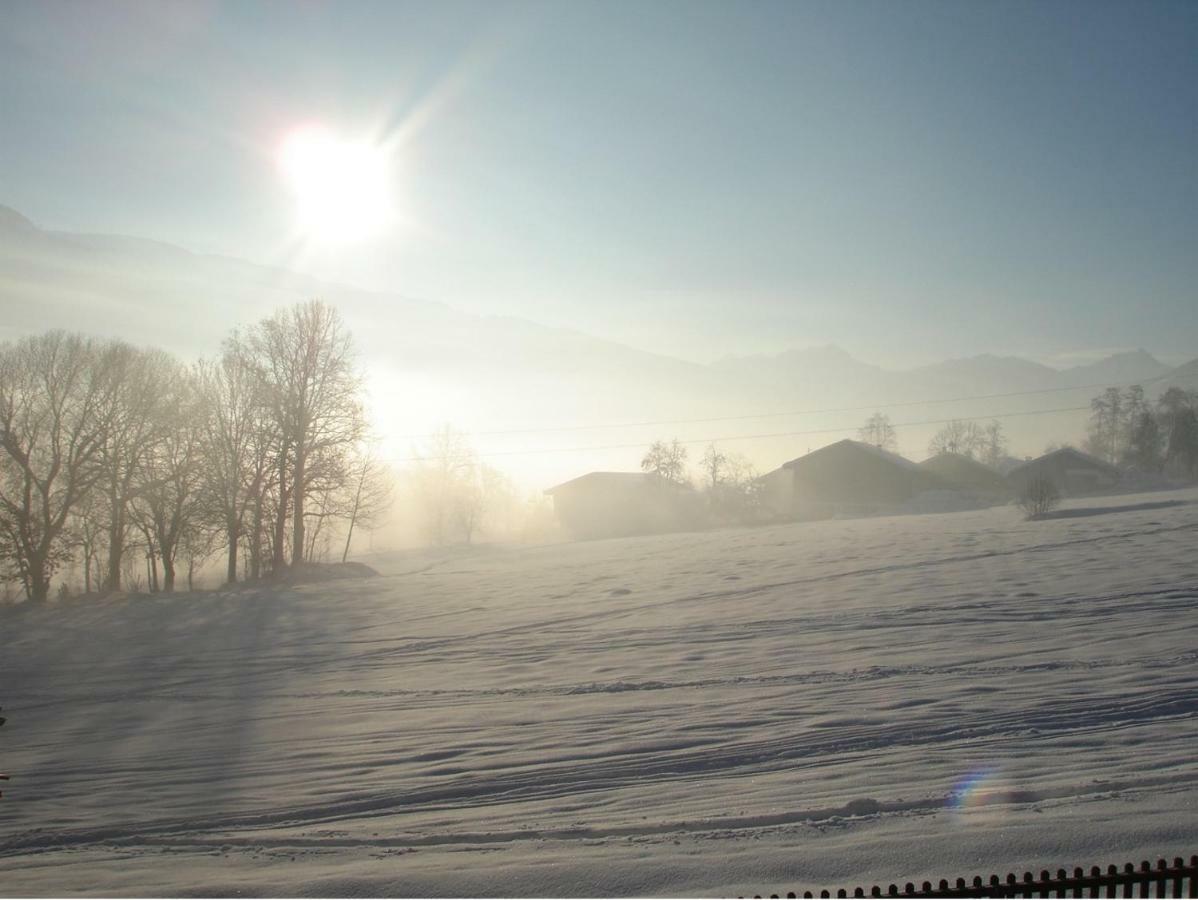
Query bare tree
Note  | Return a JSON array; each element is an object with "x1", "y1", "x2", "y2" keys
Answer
[
  {"x1": 67, "y1": 488, "x2": 108, "y2": 593},
  {"x1": 301, "y1": 445, "x2": 355, "y2": 561},
  {"x1": 1016, "y1": 476, "x2": 1061, "y2": 519},
  {"x1": 0, "y1": 333, "x2": 110, "y2": 602},
  {"x1": 340, "y1": 444, "x2": 394, "y2": 562},
  {"x1": 710, "y1": 451, "x2": 761, "y2": 522},
  {"x1": 641, "y1": 439, "x2": 689, "y2": 485},
  {"x1": 133, "y1": 362, "x2": 206, "y2": 592},
  {"x1": 858, "y1": 412, "x2": 897, "y2": 452},
  {"x1": 1086, "y1": 387, "x2": 1124, "y2": 464},
  {"x1": 1123, "y1": 409, "x2": 1164, "y2": 472},
  {"x1": 248, "y1": 301, "x2": 364, "y2": 569},
  {"x1": 455, "y1": 463, "x2": 513, "y2": 545},
  {"x1": 928, "y1": 419, "x2": 985, "y2": 458},
  {"x1": 700, "y1": 443, "x2": 727, "y2": 494},
  {"x1": 1157, "y1": 387, "x2": 1195, "y2": 439},
  {"x1": 411, "y1": 425, "x2": 477, "y2": 546},
  {"x1": 979, "y1": 420, "x2": 1008, "y2": 469},
  {"x1": 95, "y1": 344, "x2": 176, "y2": 592},
  {"x1": 1158, "y1": 388, "x2": 1198, "y2": 480},
  {"x1": 196, "y1": 337, "x2": 269, "y2": 585}
]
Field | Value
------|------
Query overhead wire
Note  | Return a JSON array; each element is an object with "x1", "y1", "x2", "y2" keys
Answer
[
  {"x1": 385, "y1": 404, "x2": 1097, "y2": 464},
  {"x1": 382, "y1": 368, "x2": 1194, "y2": 464},
  {"x1": 386, "y1": 370, "x2": 1182, "y2": 440}
]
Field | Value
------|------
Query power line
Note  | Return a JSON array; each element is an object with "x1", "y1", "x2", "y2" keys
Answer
[
  {"x1": 387, "y1": 371, "x2": 1182, "y2": 441},
  {"x1": 386, "y1": 403, "x2": 1094, "y2": 464}
]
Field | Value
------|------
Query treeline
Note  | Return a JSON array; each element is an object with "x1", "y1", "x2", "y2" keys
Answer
[
  {"x1": 858, "y1": 387, "x2": 1198, "y2": 480},
  {"x1": 639, "y1": 439, "x2": 764, "y2": 524},
  {"x1": 0, "y1": 300, "x2": 390, "y2": 603},
  {"x1": 1085, "y1": 385, "x2": 1198, "y2": 476},
  {"x1": 858, "y1": 411, "x2": 1012, "y2": 468}
]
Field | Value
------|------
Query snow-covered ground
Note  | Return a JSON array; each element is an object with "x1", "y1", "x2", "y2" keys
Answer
[{"x1": 2, "y1": 489, "x2": 1197, "y2": 897}]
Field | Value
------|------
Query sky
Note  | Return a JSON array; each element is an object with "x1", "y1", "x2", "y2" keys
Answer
[{"x1": 1, "y1": 0, "x2": 1196, "y2": 367}]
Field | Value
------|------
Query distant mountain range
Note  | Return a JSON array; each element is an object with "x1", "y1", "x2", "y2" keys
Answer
[{"x1": 2, "y1": 203, "x2": 1194, "y2": 482}]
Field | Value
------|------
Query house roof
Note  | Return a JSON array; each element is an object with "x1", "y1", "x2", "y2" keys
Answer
[
  {"x1": 782, "y1": 438, "x2": 922, "y2": 472},
  {"x1": 545, "y1": 471, "x2": 683, "y2": 495},
  {"x1": 1007, "y1": 446, "x2": 1120, "y2": 478},
  {"x1": 918, "y1": 452, "x2": 1009, "y2": 492}
]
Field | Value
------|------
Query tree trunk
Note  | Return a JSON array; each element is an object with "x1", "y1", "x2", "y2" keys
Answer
[
  {"x1": 291, "y1": 448, "x2": 306, "y2": 566},
  {"x1": 27, "y1": 552, "x2": 49, "y2": 603},
  {"x1": 162, "y1": 557, "x2": 175, "y2": 593},
  {"x1": 272, "y1": 449, "x2": 289, "y2": 575},
  {"x1": 225, "y1": 520, "x2": 239, "y2": 585},
  {"x1": 273, "y1": 496, "x2": 287, "y2": 574},
  {"x1": 342, "y1": 469, "x2": 366, "y2": 563},
  {"x1": 106, "y1": 504, "x2": 124, "y2": 592},
  {"x1": 272, "y1": 499, "x2": 287, "y2": 575},
  {"x1": 148, "y1": 547, "x2": 159, "y2": 593},
  {"x1": 249, "y1": 500, "x2": 262, "y2": 580}
]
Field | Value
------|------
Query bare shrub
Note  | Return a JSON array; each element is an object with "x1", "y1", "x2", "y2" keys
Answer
[{"x1": 1017, "y1": 476, "x2": 1060, "y2": 519}]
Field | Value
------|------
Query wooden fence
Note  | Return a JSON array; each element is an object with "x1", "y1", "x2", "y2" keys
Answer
[
  {"x1": 749, "y1": 855, "x2": 1198, "y2": 898},
  {"x1": 1, "y1": 705, "x2": 7, "y2": 799}
]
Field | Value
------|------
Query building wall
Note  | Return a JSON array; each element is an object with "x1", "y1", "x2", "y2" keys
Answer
[
  {"x1": 790, "y1": 448, "x2": 941, "y2": 507},
  {"x1": 761, "y1": 446, "x2": 948, "y2": 520},
  {"x1": 552, "y1": 481, "x2": 701, "y2": 539},
  {"x1": 1007, "y1": 454, "x2": 1120, "y2": 497},
  {"x1": 758, "y1": 467, "x2": 795, "y2": 519}
]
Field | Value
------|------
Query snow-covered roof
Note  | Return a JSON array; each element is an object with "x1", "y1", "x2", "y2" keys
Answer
[
  {"x1": 782, "y1": 438, "x2": 921, "y2": 472},
  {"x1": 1008, "y1": 446, "x2": 1119, "y2": 477},
  {"x1": 918, "y1": 452, "x2": 1009, "y2": 491},
  {"x1": 545, "y1": 471, "x2": 667, "y2": 495}
]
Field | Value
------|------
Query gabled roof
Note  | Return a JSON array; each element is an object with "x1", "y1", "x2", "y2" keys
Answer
[
  {"x1": 782, "y1": 438, "x2": 922, "y2": 472},
  {"x1": 918, "y1": 452, "x2": 1009, "y2": 492},
  {"x1": 546, "y1": 471, "x2": 684, "y2": 495},
  {"x1": 1007, "y1": 446, "x2": 1119, "y2": 477}
]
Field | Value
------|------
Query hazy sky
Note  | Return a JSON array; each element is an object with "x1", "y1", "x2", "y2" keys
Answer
[{"x1": 1, "y1": 0, "x2": 1195, "y2": 366}]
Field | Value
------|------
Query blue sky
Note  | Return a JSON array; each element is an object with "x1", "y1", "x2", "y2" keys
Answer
[{"x1": 1, "y1": 0, "x2": 1195, "y2": 366}]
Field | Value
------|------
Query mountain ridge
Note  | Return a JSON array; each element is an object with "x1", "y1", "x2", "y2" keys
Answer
[
  {"x1": 2, "y1": 201, "x2": 1193, "y2": 481},
  {"x1": 1, "y1": 202, "x2": 1183, "y2": 382}
]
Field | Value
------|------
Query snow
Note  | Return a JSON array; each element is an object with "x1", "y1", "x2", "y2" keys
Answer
[{"x1": 2, "y1": 488, "x2": 1197, "y2": 897}]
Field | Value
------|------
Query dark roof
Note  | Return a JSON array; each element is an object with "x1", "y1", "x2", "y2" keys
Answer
[{"x1": 1007, "y1": 446, "x2": 1119, "y2": 478}]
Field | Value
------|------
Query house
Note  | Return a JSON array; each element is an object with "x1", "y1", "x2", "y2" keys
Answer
[
  {"x1": 918, "y1": 452, "x2": 1011, "y2": 500},
  {"x1": 1006, "y1": 447, "x2": 1120, "y2": 497},
  {"x1": 760, "y1": 439, "x2": 949, "y2": 519},
  {"x1": 545, "y1": 472, "x2": 702, "y2": 539}
]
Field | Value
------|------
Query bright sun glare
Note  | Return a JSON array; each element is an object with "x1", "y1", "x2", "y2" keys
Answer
[{"x1": 277, "y1": 125, "x2": 392, "y2": 244}]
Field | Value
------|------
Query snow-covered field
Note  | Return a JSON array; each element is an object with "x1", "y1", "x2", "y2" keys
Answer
[{"x1": 2, "y1": 489, "x2": 1197, "y2": 897}]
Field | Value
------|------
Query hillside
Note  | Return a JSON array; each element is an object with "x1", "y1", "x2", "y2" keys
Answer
[
  {"x1": 2, "y1": 202, "x2": 1194, "y2": 484},
  {"x1": 2, "y1": 488, "x2": 1196, "y2": 896}
]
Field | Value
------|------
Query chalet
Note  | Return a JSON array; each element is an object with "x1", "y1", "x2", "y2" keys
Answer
[
  {"x1": 760, "y1": 439, "x2": 949, "y2": 519},
  {"x1": 918, "y1": 452, "x2": 1011, "y2": 500},
  {"x1": 1006, "y1": 447, "x2": 1120, "y2": 497},
  {"x1": 546, "y1": 472, "x2": 702, "y2": 540}
]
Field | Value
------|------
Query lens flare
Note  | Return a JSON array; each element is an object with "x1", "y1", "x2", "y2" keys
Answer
[
  {"x1": 950, "y1": 766, "x2": 1006, "y2": 812},
  {"x1": 277, "y1": 124, "x2": 392, "y2": 244}
]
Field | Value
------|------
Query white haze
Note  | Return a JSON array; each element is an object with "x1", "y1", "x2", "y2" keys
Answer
[{"x1": 1, "y1": 203, "x2": 1191, "y2": 510}]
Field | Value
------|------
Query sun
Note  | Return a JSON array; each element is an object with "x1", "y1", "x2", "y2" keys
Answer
[{"x1": 277, "y1": 125, "x2": 392, "y2": 244}]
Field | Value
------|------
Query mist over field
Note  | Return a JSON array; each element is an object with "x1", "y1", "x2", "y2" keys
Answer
[{"x1": 2, "y1": 1, "x2": 1197, "y2": 897}]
